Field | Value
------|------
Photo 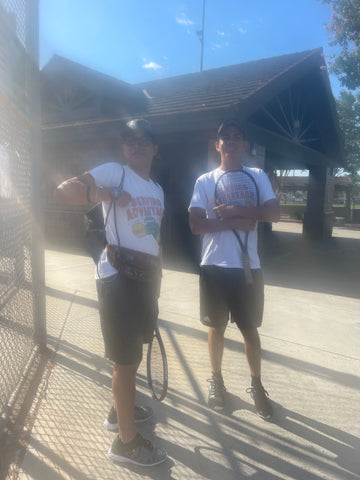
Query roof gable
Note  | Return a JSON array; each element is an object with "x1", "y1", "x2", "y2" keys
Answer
[
  {"x1": 135, "y1": 48, "x2": 325, "y2": 117},
  {"x1": 41, "y1": 55, "x2": 147, "y2": 123}
]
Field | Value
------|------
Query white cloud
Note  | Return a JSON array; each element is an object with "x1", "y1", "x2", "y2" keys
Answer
[
  {"x1": 232, "y1": 21, "x2": 248, "y2": 35},
  {"x1": 142, "y1": 61, "x2": 162, "y2": 70},
  {"x1": 217, "y1": 31, "x2": 225, "y2": 36},
  {"x1": 210, "y1": 40, "x2": 230, "y2": 51},
  {"x1": 211, "y1": 43, "x2": 222, "y2": 51},
  {"x1": 176, "y1": 13, "x2": 194, "y2": 26}
]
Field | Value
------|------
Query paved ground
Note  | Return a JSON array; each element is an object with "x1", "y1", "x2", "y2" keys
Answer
[{"x1": 8, "y1": 222, "x2": 360, "y2": 480}]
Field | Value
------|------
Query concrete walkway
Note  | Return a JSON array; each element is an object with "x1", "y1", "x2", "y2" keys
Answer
[{"x1": 11, "y1": 222, "x2": 360, "y2": 479}]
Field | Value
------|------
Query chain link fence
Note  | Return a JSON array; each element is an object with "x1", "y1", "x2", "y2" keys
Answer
[{"x1": 0, "y1": 0, "x2": 44, "y2": 471}]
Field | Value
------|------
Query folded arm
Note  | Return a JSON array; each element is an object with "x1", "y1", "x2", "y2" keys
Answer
[
  {"x1": 54, "y1": 173, "x2": 131, "y2": 206},
  {"x1": 189, "y1": 207, "x2": 256, "y2": 235},
  {"x1": 213, "y1": 198, "x2": 280, "y2": 223}
]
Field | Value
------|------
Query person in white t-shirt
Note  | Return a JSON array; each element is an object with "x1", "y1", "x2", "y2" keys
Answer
[
  {"x1": 55, "y1": 119, "x2": 167, "y2": 466},
  {"x1": 189, "y1": 120, "x2": 280, "y2": 419}
]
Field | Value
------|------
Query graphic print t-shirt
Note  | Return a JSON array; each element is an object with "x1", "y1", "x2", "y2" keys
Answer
[{"x1": 89, "y1": 163, "x2": 164, "y2": 278}]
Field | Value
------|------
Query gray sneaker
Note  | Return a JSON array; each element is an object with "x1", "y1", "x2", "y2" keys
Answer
[
  {"x1": 134, "y1": 405, "x2": 154, "y2": 423},
  {"x1": 104, "y1": 405, "x2": 153, "y2": 431},
  {"x1": 109, "y1": 433, "x2": 167, "y2": 466},
  {"x1": 246, "y1": 385, "x2": 273, "y2": 419},
  {"x1": 207, "y1": 373, "x2": 226, "y2": 411}
]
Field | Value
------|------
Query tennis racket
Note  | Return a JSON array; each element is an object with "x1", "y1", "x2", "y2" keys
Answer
[
  {"x1": 215, "y1": 169, "x2": 259, "y2": 284},
  {"x1": 147, "y1": 325, "x2": 168, "y2": 401}
]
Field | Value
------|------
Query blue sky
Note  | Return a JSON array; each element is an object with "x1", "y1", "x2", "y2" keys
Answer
[{"x1": 40, "y1": 0, "x2": 341, "y2": 96}]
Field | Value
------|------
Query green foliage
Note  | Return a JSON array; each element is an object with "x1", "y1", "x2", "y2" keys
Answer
[
  {"x1": 319, "y1": 0, "x2": 360, "y2": 90},
  {"x1": 336, "y1": 90, "x2": 360, "y2": 175}
]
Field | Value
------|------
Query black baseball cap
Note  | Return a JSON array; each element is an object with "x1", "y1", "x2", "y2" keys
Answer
[
  {"x1": 217, "y1": 120, "x2": 245, "y2": 139},
  {"x1": 123, "y1": 119, "x2": 156, "y2": 143}
]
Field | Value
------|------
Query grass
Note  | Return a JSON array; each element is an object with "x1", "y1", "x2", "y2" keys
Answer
[{"x1": 280, "y1": 203, "x2": 360, "y2": 208}]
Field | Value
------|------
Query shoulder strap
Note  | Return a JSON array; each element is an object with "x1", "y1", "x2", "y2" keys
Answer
[
  {"x1": 119, "y1": 165, "x2": 125, "y2": 189},
  {"x1": 112, "y1": 166, "x2": 126, "y2": 247},
  {"x1": 104, "y1": 166, "x2": 126, "y2": 229}
]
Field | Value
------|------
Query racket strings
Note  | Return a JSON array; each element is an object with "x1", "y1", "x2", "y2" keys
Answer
[{"x1": 216, "y1": 174, "x2": 257, "y2": 207}]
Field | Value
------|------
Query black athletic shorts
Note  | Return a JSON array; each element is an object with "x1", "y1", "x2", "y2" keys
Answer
[
  {"x1": 200, "y1": 265, "x2": 264, "y2": 330},
  {"x1": 96, "y1": 274, "x2": 158, "y2": 365}
]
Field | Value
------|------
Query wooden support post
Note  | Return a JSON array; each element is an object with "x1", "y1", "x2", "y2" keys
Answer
[{"x1": 303, "y1": 166, "x2": 334, "y2": 239}]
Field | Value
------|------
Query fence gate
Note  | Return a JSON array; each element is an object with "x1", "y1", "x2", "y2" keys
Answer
[{"x1": 0, "y1": 0, "x2": 44, "y2": 474}]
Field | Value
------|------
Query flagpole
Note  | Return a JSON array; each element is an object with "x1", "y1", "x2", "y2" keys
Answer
[{"x1": 200, "y1": 0, "x2": 205, "y2": 71}]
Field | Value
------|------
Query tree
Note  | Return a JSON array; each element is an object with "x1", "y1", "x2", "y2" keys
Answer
[
  {"x1": 336, "y1": 90, "x2": 360, "y2": 175},
  {"x1": 336, "y1": 90, "x2": 360, "y2": 209},
  {"x1": 319, "y1": 0, "x2": 360, "y2": 90}
]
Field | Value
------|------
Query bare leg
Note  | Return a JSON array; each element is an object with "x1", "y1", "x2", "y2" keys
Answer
[
  {"x1": 241, "y1": 328, "x2": 261, "y2": 378},
  {"x1": 112, "y1": 362, "x2": 139, "y2": 443},
  {"x1": 208, "y1": 326, "x2": 226, "y2": 373},
  {"x1": 241, "y1": 327, "x2": 273, "y2": 418}
]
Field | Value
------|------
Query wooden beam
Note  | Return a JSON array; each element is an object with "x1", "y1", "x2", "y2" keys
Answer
[{"x1": 246, "y1": 122, "x2": 334, "y2": 169}]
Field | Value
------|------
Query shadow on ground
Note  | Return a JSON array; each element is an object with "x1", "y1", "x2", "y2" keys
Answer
[{"x1": 261, "y1": 229, "x2": 360, "y2": 299}]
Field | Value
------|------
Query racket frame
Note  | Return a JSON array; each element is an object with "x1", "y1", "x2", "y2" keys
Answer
[
  {"x1": 146, "y1": 325, "x2": 168, "y2": 401},
  {"x1": 215, "y1": 169, "x2": 259, "y2": 284}
]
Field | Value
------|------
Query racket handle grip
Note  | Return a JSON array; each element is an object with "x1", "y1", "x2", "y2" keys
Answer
[{"x1": 242, "y1": 255, "x2": 253, "y2": 285}]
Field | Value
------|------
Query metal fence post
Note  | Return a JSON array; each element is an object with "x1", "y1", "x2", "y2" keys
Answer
[{"x1": 27, "y1": 0, "x2": 46, "y2": 347}]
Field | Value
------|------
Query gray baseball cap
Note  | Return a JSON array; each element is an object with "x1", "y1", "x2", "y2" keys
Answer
[
  {"x1": 123, "y1": 119, "x2": 156, "y2": 143},
  {"x1": 217, "y1": 120, "x2": 245, "y2": 139}
]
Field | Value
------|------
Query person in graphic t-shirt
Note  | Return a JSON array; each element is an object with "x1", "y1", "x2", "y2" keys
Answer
[{"x1": 55, "y1": 119, "x2": 167, "y2": 466}]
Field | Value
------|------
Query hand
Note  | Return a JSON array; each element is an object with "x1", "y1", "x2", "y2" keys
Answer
[
  {"x1": 213, "y1": 203, "x2": 235, "y2": 220},
  {"x1": 229, "y1": 217, "x2": 256, "y2": 231},
  {"x1": 115, "y1": 190, "x2": 132, "y2": 207},
  {"x1": 93, "y1": 187, "x2": 131, "y2": 206}
]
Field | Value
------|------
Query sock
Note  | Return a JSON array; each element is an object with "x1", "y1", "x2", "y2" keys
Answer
[
  {"x1": 251, "y1": 375, "x2": 262, "y2": 387},
  {"x1": 118, "y1": 432, "x2": 141, "y2": 449}
]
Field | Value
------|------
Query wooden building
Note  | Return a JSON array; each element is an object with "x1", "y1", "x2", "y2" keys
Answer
[
  {"x1": 277, "y1": 175, "x2": 353, "y2": 220},
  {"x1": 277, "y1": 175, "x2": 352, "y2": 199},
  {"x1": 41, "y1": 48, "x2": 343, "y2": 262}
]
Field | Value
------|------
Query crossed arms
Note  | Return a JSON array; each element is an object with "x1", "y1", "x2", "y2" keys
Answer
[
  {"x1": 189, "y1": 198, "x2": 280, "y2": 235},
  {"x1": 56, "y1": 174, "x2": 280, "y2": 235}
]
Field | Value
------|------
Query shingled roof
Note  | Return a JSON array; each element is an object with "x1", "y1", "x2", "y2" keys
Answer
[
  {"x1": 41, "y1": 48, "x2": 329, "y2": 125},
  {"x1": 41, "y1": 48, "x2": 342, "y2": 166},
  {"x1": 135, "y1": 48, "x2": 326, "y2": 118},
  {"x1": 42, "y1": 55, "x2": 146, "y2": 108}
]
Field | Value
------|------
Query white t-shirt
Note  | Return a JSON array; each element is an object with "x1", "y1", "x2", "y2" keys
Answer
[
  {"x1": 89, "y1": 163, "x2": 164, "y2": 278},
  {"x1": 189, "y1": 166, "x2": 276, "y2": 268}
]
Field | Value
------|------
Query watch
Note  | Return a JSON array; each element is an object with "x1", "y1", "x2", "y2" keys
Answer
[{"x1": 110, "y1": 186, "x2": 123, "y2": 199}]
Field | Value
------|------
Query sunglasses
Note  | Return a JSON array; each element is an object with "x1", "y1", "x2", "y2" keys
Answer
[{"x1": 123, "y1": 136, "x2": 153, "y2": 147}]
